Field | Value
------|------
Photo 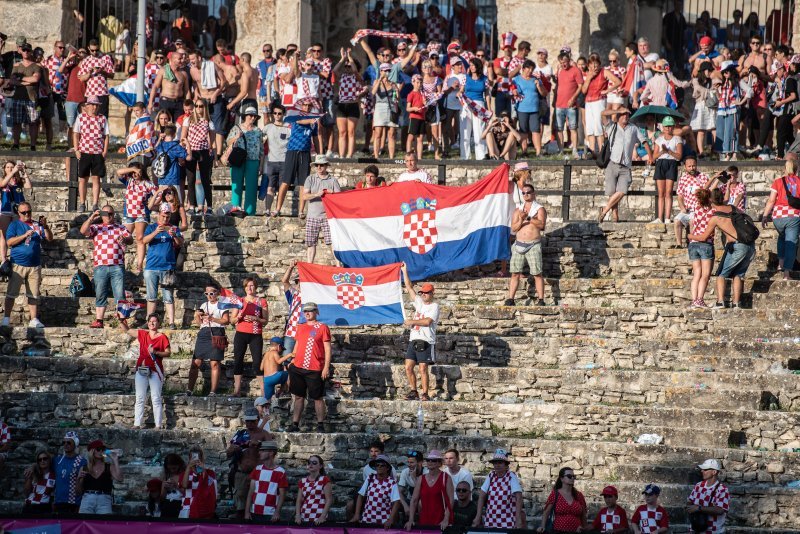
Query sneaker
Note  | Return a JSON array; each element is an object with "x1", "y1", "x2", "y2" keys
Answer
[
  {"x1": 664, "y1": 218, "x2": 671, "y2": 224},
  {"x1": 503, "y1": 298, "x2": 515, "y2": 306},
  {"x1": 691, "y1": 299, "x2": 708, "y2": 308},
  {"x1": 207, "y1": 391, "x2": 216, "y2": 397},
  {"x1": 89, "y1": 319, "x2": 104, "y2": 328},
  {"x1": 535, "y1": 298, "x2": 546, "y2": 306},
  {"x1": 29, "y1": 318, "x2": 45, "y2": 329},
  {"x1": 316, "y1": 422, "x2": 326, "y2": 433},
  {"x1": 732, "y1": 302, "x2": 742, "y2": 309},
  {"x1": 650, "y1": 218, "x2": 663, "y2": 224},
  {"x1": 79, "y1": 202, "x2": 87, "y2": 213},
  {"x1": 287, "y1": 423, "x2": 300, "y2": 432},
  {"x1": 711, "y1": 301, "x2": 726, "y2": 309},
  {"x1": 0, "y1": 317, "x2": 9, "y2": 327},
  {"x1": 405, "y1": 390, "x2": 419, "y2": 401},
  {"x1": 91, "y1": 204, "x2": 99, "y2": 212},
  {"x1": 184, "y1": 390, "x2": 193, "y2": 396}
]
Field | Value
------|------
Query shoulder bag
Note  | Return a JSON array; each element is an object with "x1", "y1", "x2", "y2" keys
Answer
[
  {"x1": 688, "y1": 482, "x2": 720, "y2": 532},
  {"x1": 224, "y1": 126, "x2": 248, "y2": 168},
  {"x1": 596, "y1": 123, "x2": 618, "y2": 169}
]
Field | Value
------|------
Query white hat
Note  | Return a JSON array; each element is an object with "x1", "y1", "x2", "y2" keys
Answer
[
  {"x1": 254, "y1": 397, "x2": 268, "y2": 408},
  {"x1": 63, "y1": 431, "x2": 80, "y2": 447},
  {"x1": 698, "y1": 459, "x2": 721, "y2": 471},
  {"x1": 313, "y1": 154, "x2": 329, "y2": 166}
]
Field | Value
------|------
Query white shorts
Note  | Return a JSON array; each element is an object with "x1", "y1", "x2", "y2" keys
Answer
[
  {"x1": 690, "y1": 100, "x2": 717, "y2": 131},
  {"x1": 607, "y1": 94, "x2": 625, "y2": 105},
  {"x1": 675, "y1": 211, "x2": 693, "y2": 227},
  {"x1": 585, "y1": 99, "x2": 607, "y2": 136}
]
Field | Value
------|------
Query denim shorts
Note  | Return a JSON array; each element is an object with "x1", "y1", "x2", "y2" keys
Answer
[
  {"x1": 555, "y1": 107, "x2": 578, "y2": 131},
  {"x1": 143, "y1": 269, "x2": 174, "y2": 303},
  {"x1": 688, "y1": 242, "x2": 714, "y2": 261},
  {"x1": 123, "y1": 215, "x2": 149, "y2": 225},
  {"x1": 65, "y1": 101, "x2": 81, "y2": 128},
  {"x1": 716, "y1": 242, "x2": 756, "y2": 279}
]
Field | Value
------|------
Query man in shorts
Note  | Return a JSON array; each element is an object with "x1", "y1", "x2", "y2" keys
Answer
[
  {"x1": 73, "y1": 95, "x2": 109, "y2": 212},
  {"x1": 554, "y1": 50, "x2": 583, "y2": 153},
  {"x1": 8, "y1": 43, "x2": 43, "y2": 151},
  {"x1": 401, "y1": 264, "x2": 440, "y2": 401},
  {"x1": 302, "y1": 155, "x2": 341, "y2": 263},
  {"x1": 286, "y1": 302, "x2": 331, "y2": 433},
  {"x1": 275, "y1": 99, "x2": 318, "y2": 217},
  {"x1": 505, "y1": 183, "x2": 547, "y2": 306},
  {"x1": 262, "y1": 103, "x2": 290, "y2": 215},
  {"x1": 225, "y1": 408, "x2": 273, "y2": 519}
]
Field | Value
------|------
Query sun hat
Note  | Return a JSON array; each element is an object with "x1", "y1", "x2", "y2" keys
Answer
[
  {"x1": 243, "y1": 407, "x2": 259, "y2": 421},
  {"x1": 653, "y1": 59, "x2": 671, "y2": 73},
  {"x1": 425, "y1": 449, "x2": 444, "y2": 461},
  {"x1": 240, "y1": 104, "x2": 259, "y2": 118},
  {"x1": 254, "y1": 397, "x2": 269, "y2": 408},
  {"x1": 302, "y1": 302, "x2": 319, "y2": 312},
  {"x1": 369, "y1": 453, "x2": 392, "y2": 468},
  {"x1": 661, "y1": 116, "x2": 676, "y2": 127},
  {"x1": 488, "y1": 448, "x2": 510, "y2": 463},
  {"x1": 88, "y1": 439, "x2": 106, "y2": 450},
  {"x1": 500, "y1": 32, "x2": 517, "y2": 50},
  {"x1": 259, "y1": 440, "x2": 279, "y2": 451}
]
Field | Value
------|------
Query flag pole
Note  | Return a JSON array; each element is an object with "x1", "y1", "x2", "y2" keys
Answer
[{"x1": 135, "y1": 0, "x2": 146, "y2": 103}]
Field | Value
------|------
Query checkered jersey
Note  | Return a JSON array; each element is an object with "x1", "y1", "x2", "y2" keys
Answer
[
  {"x1": 187, "y1": 119, "x2": 212, "y2": 151},
  {"x1": 145, "y1": 63, "x2": 161, "y2": 107},
  {"x1": 181, "y1": 469, "x2": 216, "y2": 511},
  {"x1": 720, "y1": 181, "x2": 746, "y2": 209},
  {"x1": 677, "y1": 172, "x2": 710, "y2": 213},
  {"x1": 631, "y1": 505, "x2": 669, "y2": 534},
  {"x1": 360, "y1": 93, "x2": 375, "y2": 115},
  {"x1": 361, "y1": 474, "x2": 400, "y2": 524},
  {"x1": 690, "y1": 205, "x2": 715, "y2": 244},
  {"x1": 296, "y1": 321, "x2": 331, "y2": 371},
  {"x1": 688, "y1": 480, "x2": 729, "y2": 533},
  {"x1": 0, "y1": 421, "x2": 9, "y2": 445},
  {"x1": 26, "y1": 471, "x2": 56, "y2": 505},
  {"x1": 282, "y1": 82, "x2": 298, "y2": 110},
  {"x1": 285, "y1": 288, "x2": 302, "y2": 338},
  {"x1": 494, "y1": 57, "x2": 512, "y2": 92},
  {"x1": 249, "y1": 465, "x2": 288, "y2": 516},
  {"x1": 339, "y1": 73, "x2": 364, "y2": 103},
  {"x1": 123, "y1": 178, "x2": 157, "y2": 219},
  {"x1": 313, "y1": 58, "x2": 334, "y2": 99},
  {"x1": 75, "y1": 113, "x2": 108, "y2": 154},
  {"x1": 770, "y1": 176, "x2": 800, "y2": 218},
  {"x1": 89, "y1": 223, "x2": 130, "y2": 266},
  {"x1": 78, "y1": 54, "x2": 114, "y2": 97},
  {"x1": 426, "y1": 15, "x2": 448, "y2": 43},
  {"x1": 299, "y1": 475, "x2": 330, "y2": 522},
  {"x1": 593, "y1": 505, "x2": 629, "y2": 531},
  {"x1": 482, "y1": 471, "x2": 520, "y2": 528},
  {"x1": 43, "y1": 55, "x2": 67, "y2": 94},
  {"x1": 606, "y1": 65, "x2": 626, "y2": 96}
]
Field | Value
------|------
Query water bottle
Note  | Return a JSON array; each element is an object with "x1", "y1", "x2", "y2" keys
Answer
[
  {"x1": 416, "y1": 404, "x2": 424, "y2": 433},
  {"x1": 104, "y1": 448, "x2": 123, "y2": 459}
]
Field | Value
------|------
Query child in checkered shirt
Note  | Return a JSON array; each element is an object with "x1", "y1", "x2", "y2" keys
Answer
[
  {"x1": 631, "y1": 484, "x2": 669, "y2": 534},
  {"x1": 591, "y1": 485, "x2": 629, "y2": 533}
]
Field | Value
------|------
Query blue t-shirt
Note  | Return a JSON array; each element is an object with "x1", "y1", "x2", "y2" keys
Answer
[
  {"x1": 53, "y1": 454, "x2": 88, "y2": 505},
  {"x1": 257, "y1": 59, "x2": 274, "y2": 99},
  {"x1": 144, "y1": 223, "x2": 181, "y2": 271},
  {"x1": 6, "y1": 219, "x2": 44, "y2": 267},
  {"x1": 513, "y1": 75, "x2": 541, "y2": 113},
  {"x1": 1, "y1": 183, "x2": 25, "y2": 214},
  {"x1": 155, "y1": 140, "x2": 187, "y2": 186},
  {"x1": 464, "y1": 75, "x2": 488, "y2": 103},
  {"x1": 286, "y1": 121, "x2": 318, "y2": 152}
]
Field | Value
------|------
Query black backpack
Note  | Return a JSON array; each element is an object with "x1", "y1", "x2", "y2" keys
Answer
[
  {"x1": 714, "y1": 208, "x2": 760, "y2": 245},
  {"x1": 69, "y1": 269, "x2": 95, "y2": 298},
  {"x1": 783, "y1": 177, "x2": 800, "y2": 209}
]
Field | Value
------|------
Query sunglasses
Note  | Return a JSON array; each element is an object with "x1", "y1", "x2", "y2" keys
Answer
[
  {"x1": 38, "y1": 457, "x2": 50, "y2": 462},
  {"x1": 456, "y1": 488, "x2": 470, "y2": 493},
  {"x1": 56, "y1": 45, "x2": 65, "y2": 49},
  {"x1": 195, "y1": 103, "x2": 205, "y2": 108},
  {"x1": 204, "y1": 291, "x2": 217, "y2": 296},
  {"x1": 476, "y1": 54, "x2": 485, "y2": 58},
  {"x1": 563, "y1": 474, "x2": 576, "y2": 479},
  {"x1": 264, "y1": 49, "x2": 273, "y2": 53},
  {"x1": 308, "y1": 460, "x2": 320, "y2": 465},
  {"x1": 18, "y1": 210, "x2": 31, "y2": 215},
  {"x1": 418, "y1": 290, "x2": 432, "y2": 294},
  {"x1": 89, "y1": 49, "x2": 99, "y2": 53},
  {"x1": 751, "y1": 41, "x2": 761, "y2": 45},
  {"x1": 273, "y1": 112, "x2": 284, "y2": 115}
]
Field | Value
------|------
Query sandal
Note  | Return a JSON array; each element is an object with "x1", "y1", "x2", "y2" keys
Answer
[
  {"x1": 420, "y1": 393, "x2": 430, "y2": 401},
  {"x1": 405, "y1": 390, "x2": 419, "y2": 401}
]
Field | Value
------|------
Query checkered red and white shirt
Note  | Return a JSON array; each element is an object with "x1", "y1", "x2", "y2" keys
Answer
[
  {"x1": 359, "y1": 474, "x2": 401, "y2": 525},
  {"x1": 26, "y1": 471, "x2": 55, "y2": 505},
  {"x1": 123, "y1": 178, "x2": 157, "y2": 219},
  {"x1": 295, "y1": 321, "x2": 331, "y2": 371},
  {"x1": 770, "y1": 176, "x2": 800, "y2": 218},
  {"x1": 145, "y1": 62, "x2": 162, "y2": 108},
  {"x1": 688, "y1": 480, "x2": 729, "y2": 533},
  {"x1": 690, "y1": 205, "x2": 715, "y2": 244},
  {"x1": 493, "y1": 57, "x2": 512, "y2": 93},
  {"x1": 78, "y1": 54, "x2": 114, "y2": 97},
  {"x1": 426, "y1": 15, "x2": 448, "y2": 43},
  {"x1": 43, "y1": 55, "x2": 67, "y2": 95},
  {"x1": 0, "y1": 420, "x2": 9, "y2": 445},
  {"x1": 284, "y1": 288, "x2": 302, "y2": 338},
  {"x1": 186, "y1": 119, "x2": 212, "y2": 151},
  {"x1": 89, "y1": 224, "x2": 130, "y2": 267},
  {"x1": 313, "y1": 58, "x2": 334, "y2": 100},
  {"x1": 181, "y1": 469, "x2": 217, "y2": 512},
  {"x1": 631, "y1": 505, "x2": 669, "y2": 534},
  {"x1": 592, "y1": 505, "x2": 629, "y2": 532},
  {"x1": 338, "y1": 73, "x2": 364, "y2": 103},
  {"x1": 249, "y1": 464, "x2": 288, "y2": 516},
  {"x1": 481, "y1": 470, "x2": 522, "y2": 528},
  {"x1": 299, "y1": 475, "x2": 330, "y2": 522},
  {"x1": 606, "y1": 65, "x2": 627, "y2": 96},
  {"x1": 720, "y1": 181, "x2": 746, "y2": 210},
  {"x1": 677, "y1": 172, "x2": 710, "y2": 213},
  {"x1": 74, "y1": 113, "x2": 109, "y2": 154}
]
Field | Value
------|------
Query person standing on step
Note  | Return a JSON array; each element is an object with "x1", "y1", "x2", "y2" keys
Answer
[
  {"x1": 761, "y1": 158, "x2": 800, "y2": 279},
  {"x1": 353, "y1": 453, "x2": 402, "y2": 528},
  {"x1": 673, "y1": 156, "x2": 712, "y2": 248},
  {"x1": 244, "y1": 440, "x2": 287, "y2": 523},
  {"x1": 302, "y1": 155, "x2": 341, "y2": 263},
  {"x1": 286, "y1": 302, "x2": 331, "y2": 432},
  {"x1": 227, "y1": 408, "x2": 273, "y2": 519},
  {"x1": 346, "y1": 440, "x2": 398, "y2": 521},
  {"x1": 474, "y1": 449, "x2": 525, "y2": 529},
  {"x1": 652, "y1": 116, "x2": 683, "y2": 224},
  {"x1": 73, "y1": 95, "x2": 108, "y2": 212},
  {"x1": 52, "y1": 431, "x2": 87, "y2": 514},
  {"x1": 295, "y1": 454, "x2": 333, "y2": 525},
  {"x1": 275, "y1": 99, "x2": 318, "y2": 217},
  {"x1": 77, "y1": 440, "x2": 122, "y2": 515},
  {"x1": 120, "y1": 312, "x2": 170, "y2": 429},
  {"x1": 686, "y1": 459, "x2": 730, "y2": 534},
  {"x1": 538, "y1": 466, "x2": 587, "y2": 533},
  {"x1": 230, "y1": 277, "x2": 269, "y2": 397},
  {"x1": 141, "y1": 203, "x2": 183, "y2": 328},
  {"x1": 77, "y1": 40, "x2": 114, "y2": 118},
  {"x1": 148, "y1": 48, "x2": 190, "y2": 120},
  {"x1": 188, "y1": 283, "x2": 230, "y2": 396},
  {"x1": 505, "y1": 183, "x2": 546, "y2": 307},
  {"x1": 401, "y1": 264, "x2": 439, "y2": 401},
  {"x1": 591, "y1": 485, "x2": 629, "y2": 534},
  {"x1": 396, "y1": 152, "x2": 434, "y2": 183},
  {"x1": 2, "y1": 201, "x2": 52, "y2": 328},
  {"x1": 223, "y1": 103, "x2": 263, "y2": 216},
  {"x1": 282, "y1": 261, "x2": 302, "y2": 354},
  {"x1": 444, "y1": 449, "x2": 473, "y2": 500},
  {"x1": 81, "y1": 205, "x2": 132, "y2": 329},
  {"x1": 405, "y1": 449, "x2": 454, "y2": 531},
  {"x1": 631, "y1": 484, "x2": 669, "y2": 534},
  {"x1": 261, "y1": 103, "x2": 291, "y2": 216},
  {"x1": 684, "y1": 188, "x2": 716, "y2": 308},
  {"x1": 8, "y1": 43, "x2": 44, "y2": 152}
]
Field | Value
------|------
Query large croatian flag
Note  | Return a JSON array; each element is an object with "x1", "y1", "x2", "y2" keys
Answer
[
  {"x1": 297, "y1": 262, "x2": 405, "y2": 326},
  {"x1": 323, "y1": 163, "x2": 512, "y2": 280},
  {"x1": 109, "y1": 75, "x2": 148, "y2": 108}
]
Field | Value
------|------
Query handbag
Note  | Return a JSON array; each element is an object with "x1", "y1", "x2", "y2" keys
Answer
[
  {"x1": 596, "y1": 123, "x2": 618, "y2": 169},
  {"x1": 688, "y1": 482, "x2": 720, "y2": 532},
  {"x1": 225, "y1": 126, "x2": 247, "y2": 168},
  {"x1": 161, "y1": 270, "x2": 177, "y2": 288},
  {"x1": 211, "y1": 327, "x2": 229, "y2": 350},
  {"x1": 544, "y1": 490, "x2": 559, "y2": 532},
  {"x1": 782, "y1": 177, "x2": 800, "y2": 209}
]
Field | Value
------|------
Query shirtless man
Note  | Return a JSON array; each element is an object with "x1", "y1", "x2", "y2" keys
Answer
[
  {"x1": 228, "y1": 52, "x2": 258, "y2": 113},
  {"x1": 260, "y1": 336, "x2": 291, "y2": 401},
  {"x1": 226, "y1": 408, "x2": 273, "y2": 519},
  {"x1": 188, "y1": 51, "x2": 226, "y2": 154},
  {"x1": 212, "y1": 48, "x2": 241, "y2": 145},
  {"x1": 738, "y1": 35, "x2": 768, "y2": 74},
  {"x1": 505, "y1": 183, "x2": 548, "y2": 306},
  {"x1": 148, "y1": 49, "x2": 189, "y2": 122}
]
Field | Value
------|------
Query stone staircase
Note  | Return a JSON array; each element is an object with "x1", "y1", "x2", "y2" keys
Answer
[{"x1": 0, "y1": 155, "x2": 799, "y2": 531}]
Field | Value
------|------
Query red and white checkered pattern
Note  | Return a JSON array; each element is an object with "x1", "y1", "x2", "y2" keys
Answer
[
  {"x1": 426, "y1": 15, "x2": 448, "y2": 43},
  {"x1": 300, "y1": 322, "x2": 325, "y2": 369},
  {"x1": 597, "y1": 506, "x2": 628, "y2": 531},
  {"x1": 336, "y1": 284, "x2": 365, "y2": 310},
  {"x1": 145, "y1": 62, "x2": 161, "y2": 108},
  {"x1": 43, "y1": 55, "x2": 67, "y2": 95},
  {"x1": 770, "y1": 177, "x2": 800, "y2": 218},
  {"x1": 338, "y1": 73, "x2": 364, "y2": 103},
  {"x1": 299, "y1": 475, "x2": 330, "y2": 522},
  {"x1": 493, "y1": 57, "x2": 512, "y2": 93},
  {"x1": 76, "y1": 113, "x2": 108, "y2": 154},
  {"x1": 181, "y1": 469, "x2": 216, "y2": 512},
  {"x1": 403, "y1": 210, "x2": 438, "y2": 254},
  {"x1": 677, "y1": 172, "x2": 710, "y2": 213},
  {"x1": 720, "y1": 181, "x2": 746, "y2": 210},
  {"x1": 483, "y1": 471, "x2": 516, "y2": 528},
  {"x1": 360, "y1": 93, "x2": 375, "y2": 115},
  {"x1": 632, "y1": 505, "x2": 669, "y2": 534},
  {"x1": 249, "y1": 465, "x2": 288, "y2": 516},
  {"x1": 361, "y1": 475, "x2": 398, "y2": 525},
  {"x1": 282, "y1": 82, "x2": 298, "y2": 110},
  {"x1": 690, "y1": 205, "x2": 715, "y2": 244},
  {"x1": 26, "y1": 471, "x2": 55, "y2": 505},
  {"x1": 0, "y1": 421, "x2": 9, "y2": 445},
  {"x1": 606, "y1": 65, "x2": 627, "y2": 96},
  {"x1": 688, "y1": 481, "x2": 730, "y2": 533},
  {"x1": 124, "y1": 178, "x2": 157, "y2": 219},
  {"x1": 285, "y1": 289, "x2": 302, "y2": 338},
  {"x1": 187, "y1": 119, "x2": 211, "y2": 151},
  {"x1": 313, "y1": 58, "x2": 334, "y2": 100},
  {"x1": 78, "y1": 55, "x2": 114, "y2": 97},
  {"x1": 89, "y1": 224, "x2": 130, "y2": 267},
  {"x1": 500, "y1": 32, "x2": 518, "y2": 50}
]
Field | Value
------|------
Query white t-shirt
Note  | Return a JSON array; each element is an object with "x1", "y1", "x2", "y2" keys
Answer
[
  {"x1": 409, "y1": 296, "x2": 439, "y2": 345},
  {"x1": 398, "y1": 466, "x2": 429, "y2": 499},
  {"x1": 199, "y1": 301, "x2": 228, "y2": 329},
  {"x1": 448, "y1": 467, "x2": 474, "y2": 495},
  {"x1": 655, "y1": 135, "x2": 683, "y2": 160},
  {"x1": 397, "y1": 169, "x2": 433, "y2": 184},
  {"x1": 534, "y1": 63, "x2": 553, "y2": 81},
  {"x1": 480, "y1": 470, "x2": 523, "y2": 493},
  {"x1": 641, "y1": 52, "x2": 660, "y2": 81},
  {"x1": 296, "y1": 73, "x2": 320, "y2": 100}
]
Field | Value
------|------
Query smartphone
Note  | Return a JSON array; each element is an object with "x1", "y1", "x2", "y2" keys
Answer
[{"x1": 191, "y1": 452, "x2": 199, "y2": 461}]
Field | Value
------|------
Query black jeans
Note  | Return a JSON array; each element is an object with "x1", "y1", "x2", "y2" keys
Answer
[
  {"x1": 186, "y1": 149, "x2": 214, "y2": 207},
  {"x1": 232, "y1": 331, "x2": 263, "y2": 375}
]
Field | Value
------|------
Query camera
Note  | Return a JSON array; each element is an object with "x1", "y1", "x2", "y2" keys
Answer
[
  {"x1": 0, "y1": 33, "x2": 7, "y2": 43},
  {"x1": 99, "y1": 210, "x2": 110, "y2": 217},
  {"x1": 718, "y1": 171, "x2": 731, "y2": 184}
]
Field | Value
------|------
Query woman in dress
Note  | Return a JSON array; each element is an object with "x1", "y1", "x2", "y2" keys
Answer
[
  {"x1": 537, "y1": 466, "x2": 588, "y2": 533},
  {"x1": 372, "y1": 63, "x2": 400, "y2": 159},
  {"x1": 405, "y1": 450, "x2": 453, "y2": 530}
]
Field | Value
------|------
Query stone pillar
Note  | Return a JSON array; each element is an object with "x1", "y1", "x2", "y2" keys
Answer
[
  {"x1": 496, "y1": 0, "x2": 589, "y2": 57},
  {"x1": 636, "y1": 0, "x2": 666, "y2": 54},
  {"x1": 792, "y1": 2, "x2": 800, "y2": 52},
  {"x1": 235, "y1": 0, "x2": 312, "y2": 58},
  {"x1": 0, "y1": 0, "x2": 77, "y2": 50}
]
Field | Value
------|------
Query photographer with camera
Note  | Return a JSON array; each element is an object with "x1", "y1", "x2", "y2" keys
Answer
[
  {"x1": 401, "y1": 263, "x2": 439, "y2": 401},
  {"x1": 707, "y1": 165, "x2": 746, "y2": 210},
  {"x1": 80, "y1": 205, "x2": 133, "y2": 328},
  {"x1": 1, "y1": 160, "x2": 32, "y2": 263},
  {"x1": 2, "y1": 201, "x2": 52, "y2": 328}
]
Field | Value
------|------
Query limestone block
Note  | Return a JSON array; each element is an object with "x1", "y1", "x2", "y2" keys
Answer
[{"x1": 496, "y1": 0, "x2": 587, "y2": 57}]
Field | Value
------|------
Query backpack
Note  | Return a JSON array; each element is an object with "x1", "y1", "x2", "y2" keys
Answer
[
  {"x1": 783, "y1": 176, "x2": 800, "y2": 209},
  {"x1": 151, "y1": 150, "x2": 172, "y2": 180},
  {"x1": 714, "y1": 208, "x2": 760, "y2": 245},
  {"x1": 69, "y1": 269, "x2": 95, "y2": 298}
]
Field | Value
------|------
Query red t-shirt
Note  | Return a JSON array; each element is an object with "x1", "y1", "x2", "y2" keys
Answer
[
  {"x1": 556, "y1": 65, "x2": 584, "y2": 108},
  {"x1": 407, "y1": 91, "x2": 425, "y2": 120},
  {"x1": 136, "y1": 329, "x2": 170, "y2": 377},
  {"x1": 293, "y1": 321, "x2": 331, "y2": 371},
  {"x1": 631, "y1": 504, "x2": 669, "y2": 533},
  {"x1": 66, "y1": 64, "x2": 86, "y2": 104},
  {"x1": 585, "y1": 71, "x2": 609, "y2": 102},
  {"x1": 235, "y1": 298, "x2": 268, "y2": 335}
]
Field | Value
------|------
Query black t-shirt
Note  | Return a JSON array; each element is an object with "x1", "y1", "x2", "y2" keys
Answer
[
  {"x1": 453, "y1": 500, "x2": 478, "y2": 527},
  {"x1": 11, "y1": 62, "x2": 43, "y2": 101},
  {"x1": 785, "y1": 76, "x2": 798, "y2": 100},
  {"x1": 1, "y1": 50, "x2": 21, "y2": 78}
]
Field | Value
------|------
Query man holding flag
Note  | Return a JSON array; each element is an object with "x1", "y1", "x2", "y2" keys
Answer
[
  {"x1": 286, "y1": 302, "x2": 331, "y2": 433},
  {"x1": 401, "y1": 263, "x2": 439, "y2": 401}
]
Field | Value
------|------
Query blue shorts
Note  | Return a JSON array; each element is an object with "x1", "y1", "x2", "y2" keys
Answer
[
  {"x1": 716, "y1": 242, "x2": 755, "y2": 279},
  {"x1": 688, "y1": 242, "x2": 714, "y2": 261},
  {"x1": 263, "y1": 371, "x2": 289, "y2": 400},
  {"x1": 517, "y1": 111, "x2": 541, "y2": 134},
  {"x1": 555, "y1": 108, "x2": 578, "y2": 131},
  {"x1": 123, "y1": 214, "x2": 149, "y2": 225}
]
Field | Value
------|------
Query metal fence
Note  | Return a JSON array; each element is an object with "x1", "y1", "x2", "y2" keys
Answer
[{"x1": 667, "y1": 0, "x2": 795, "y2": 46}]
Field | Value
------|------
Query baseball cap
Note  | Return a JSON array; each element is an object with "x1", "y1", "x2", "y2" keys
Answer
[
  {"x1": 88, "y1": 439, "x2": 106, "y2": 450},
  {"x1": 379, "y1": 62, "x2": 392, "y2": 71},
  {"x1": 449, "y1": 57, "x2": 462, "y2": 66},
  {"x1": 642, "y1": 484, "x2": 661, "y2": 496},
  {"x1": 16, "y1": 36, "x2": 27, "y2": 47},
  {"x1": 86, "y1": 95, "x2": 101, "y2": 105},
  {"x1": 661, "y1": 116, "x2": 676, "y2": 127},
  {"x1": 259, "y1": 440, "x2": 279, "y2": 451},
  {"x1": 514, "y1": 162, "x2": 530, "y2": 172},
  {"x1": 419, "y1": 283, "x2": 434, "y2": 293},
  {"x1": 253, "y1": 397, "x2": 269, "y2": 408},
  {"x1": 699, "y1": 36, "x2": 714, "y2": 47},
  {"x1": 697, "y1": 459, "x2": 721, "y2": 471},
  {"x1": 269, "y1": 336, "x2": 284, "y2": 347},
  {"x1": 537, "y1": 48, "x2": 548, "y2": 55},
  {"x1": 243, "y1": 407, "x2": 259, "y2": 421},
  {"x1": 159, "y1": 202, "x2": 173, "y2": 213},
  {"x1": 601, "y1": 485, "x2": 618, "y2": 496},
  {"x1": 302, "y1": 302, "x2": 319, "y2": 312}
]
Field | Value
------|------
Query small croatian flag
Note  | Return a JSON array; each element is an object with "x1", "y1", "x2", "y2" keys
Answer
[
  {"x1": 218, "y1": 288, "x2": 244, "y2": 310},
  {"x1": 117, "y1": 300, "x2": 144, "y2": 319}
]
